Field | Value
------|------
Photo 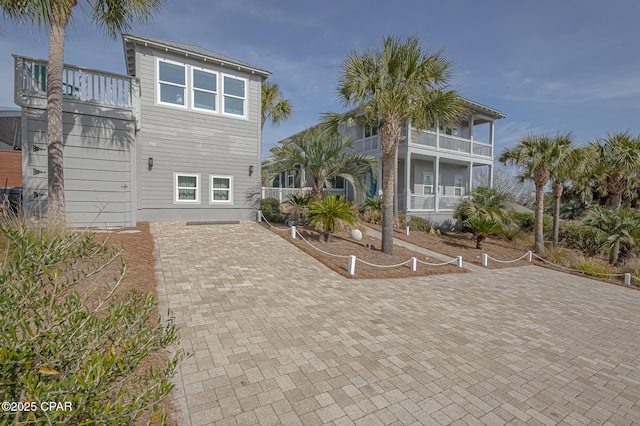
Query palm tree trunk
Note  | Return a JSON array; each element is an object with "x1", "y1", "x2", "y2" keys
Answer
[
  {"x1": 46, "y1": 6, "x2": 72, "y2": 223},
  {"x1": 381, "y1": 150, "x2": 396, "y2": 255},
  {"x1": 534, "y1": 183, "x2": 545, "y2": 254},
  {"x1": 610, "y1": 240, "x2": 620, "y2": 265},
  {"x1": 552, "y1": 181, "x2": 563, "y2": 246}
]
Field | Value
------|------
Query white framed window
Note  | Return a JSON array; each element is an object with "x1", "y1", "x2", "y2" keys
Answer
[
  {"x1": 192, "y1": 68, "x2": 217, "y2": 112},
  {"x1": 454, "y1": 175, "x2": 463, "y2": 196},
  {"x1": 210, "y1": 175, "x2": 233, "y2": 203},
  {"x1": 222, "y1": 75, "x2": 246, "y2": 117},
  {"x1": 158, "y1": 59, "x2": 187, "y2": 107},
  {"x1": 422, "y1": 172, "x2": 434, "y2": 195},
  {"x1": 174, "y1": 173, "x2": 200, "y2": 203}
]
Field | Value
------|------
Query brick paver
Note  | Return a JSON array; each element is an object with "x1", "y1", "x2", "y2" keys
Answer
[{"x1": 152, "y1": 222, "x2": 640, "y2": 425}]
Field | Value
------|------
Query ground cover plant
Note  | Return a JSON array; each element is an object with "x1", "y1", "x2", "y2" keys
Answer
[{"x1": 0, "y1": 222, "x2": 184, "y2": 424}]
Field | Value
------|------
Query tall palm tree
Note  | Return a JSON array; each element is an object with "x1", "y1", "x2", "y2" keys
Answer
[
  {"x1": 324, "y1": 35, "x2": 464, "y2": 255},
  {"x1": 499, "y1": 133, "x2": 570, "y2": 254},
  {"x1": 1, "y1": 0, "x2": 162, "y2": 222},
  {"x1": 261, "y1": 81, "x2": 292, "y2": 131},
  {"x1": 586, "y1": 131, "x2": 640, "y2": 209},
  {"x1": 265, "y1": 127, "x2": 376, "y2": 199},
  {"x1": 547, "y1": 133, "x2": 578, "y2": 246}
]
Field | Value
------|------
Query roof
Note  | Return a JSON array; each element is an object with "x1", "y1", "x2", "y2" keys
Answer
[
  {"x1": 122, "y1": 34, "x2": 271, "y2": 78},
  {"x1": 461, "y1": 98, "x2": 507, "y2": 120}
]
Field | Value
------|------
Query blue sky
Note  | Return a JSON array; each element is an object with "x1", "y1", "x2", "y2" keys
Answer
[{"x1": 1, "y1": 0, "x2": 638, "y2": 158}]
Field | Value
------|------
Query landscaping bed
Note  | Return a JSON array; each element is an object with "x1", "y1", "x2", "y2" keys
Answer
[{"x1": 261, "y1": 222, "x2": 466, "y2": 279}]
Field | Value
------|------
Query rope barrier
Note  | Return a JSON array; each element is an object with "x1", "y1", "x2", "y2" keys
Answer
[
  {"x1": 484, "y1": 252, "x2": 531, "y2": 264},
  {"x1": 259, "y1": 213, "x2": 290, "y2": 232},
  {"x1": 531, "y1": 253, "x2": 627, "y2": 278},
  {"x1": 415, "y1": 257, "x2": 461, "y2": 267},
  {"x1": 355, "y1": 258, "x2": 412, "y2": 268},
  {"x1": 294, "y1": 229, "x2": 351, "y2": 259}
]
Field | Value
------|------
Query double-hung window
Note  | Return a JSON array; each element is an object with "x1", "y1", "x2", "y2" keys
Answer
[
  {"x1": 158, "y1": 60, "x2": 186, "y2": 106},
  {"x1": 174, "y1": 173, "x2": 200, "y2": 203},
  {"x1": 210, "y1": 175, "x2": 233, "y2": 203},
  {"x1": 192, "y1": 68, "x2": 217, "y2": 111},
  {"x1": 223, "y1": 76, "x2": 246, "y2": 117},
  {"x1": 454, "y1": 175, "x2": 463, "y2": 196}
]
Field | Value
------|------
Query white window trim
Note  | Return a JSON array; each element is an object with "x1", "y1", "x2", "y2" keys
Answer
[
  {"x1": 174, "y1": 172, "x2": 200, "y2": 204},
  {"x1": 209, "y1": 175, "x2": 234, "y2": 204},
  {"x1": 191, "y1": 67, "x2": 218, "y2": 113},
  {"x1": 221, "y1": 74, "x2": 248, "y2": 119},
  {"x1": 454, "y1": 174, "x2": 464, "y2": 196},
  {"x1": 423, "y1": 172, "x2": 434, "y2": 195},
  {"x1": 157, "y1": 58, "x2": 187, "y2": 108}
]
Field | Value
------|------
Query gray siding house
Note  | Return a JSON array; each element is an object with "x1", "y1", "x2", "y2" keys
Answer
[{"x1": 13, "y1": 35, "x2": 270, "y2": 227}]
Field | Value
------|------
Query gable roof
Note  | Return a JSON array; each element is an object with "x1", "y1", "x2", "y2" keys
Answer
[{"x1": 122, "y1": 34, "x2": 271, "y2": 78}]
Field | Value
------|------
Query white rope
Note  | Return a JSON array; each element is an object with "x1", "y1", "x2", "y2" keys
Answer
[
  {"x1": 485, "y1": 252, "x2": 531, "y2": 264},
  {"x1": 631, "y1": 275, "x2": 640, "y2": 282},
  {"x1": 531, "y1": 253, "x2": 627, "y2": 278},
  {"x1": 355, "y1": 258, "x2": 412, "y2": 268},
  {"x1": 260, "y1": 213, "x2": 289, "y2": 232},
  {"x1": 415, "y1": 257, "x2": 460, "y2": 267},
  {"x1": 294, "y1": 230, "x2": 351, "y2": 259}
]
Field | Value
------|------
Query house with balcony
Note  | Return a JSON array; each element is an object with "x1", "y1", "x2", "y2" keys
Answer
[{"x1": 13, "y1": 34, "x2": 269, "y2": 227}]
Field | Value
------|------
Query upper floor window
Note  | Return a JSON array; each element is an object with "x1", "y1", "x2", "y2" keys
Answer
[
  {"x1": 158, "y1": 60, "x2": 186, "y2": 106},
  {"x1": 193, "y1": 68, "x2": 217, "y2": 111},
  {"x1": 223, "y1": 76, "x2": 246, "y2": 117}
]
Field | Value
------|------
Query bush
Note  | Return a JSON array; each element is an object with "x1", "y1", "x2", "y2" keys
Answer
[
  {"x1": 558, "y1": 221, "x2": 606, "y2": 257},
  {"x1": 260, "y1": 197, "x2": 287, "y2": 224},
  {"x1": 0, "y1": 224, "x2": 184, "y2": 424},
  {"x1": 393, "y1": 214, "x2": 432, "y2": 232},
  {"x1": 574, "y1": 257, "x2": 616, "y2": 278},
  {"x1": 510, "y1": 211, "x2": 552, "y2": 235},
  {"x1": 307, "y1": 195, "x2": 356, "y2": 242}
]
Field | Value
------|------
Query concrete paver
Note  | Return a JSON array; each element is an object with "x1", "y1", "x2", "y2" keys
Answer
[{"x1": 152, "y1": 222, "x2": 640, "y2": 425}]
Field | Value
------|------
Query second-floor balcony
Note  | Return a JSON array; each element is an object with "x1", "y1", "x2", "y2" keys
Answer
[{"x1": 13, "y1": 55, "x2": 140, "y2": 121}]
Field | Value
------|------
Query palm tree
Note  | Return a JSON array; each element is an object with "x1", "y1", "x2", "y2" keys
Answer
[
  {"x1": 499, "y1": 133, "x2": 571, "y2": 254},
  {"x1": 306, "y1": 195, "x2": 356, "y2": 242},
  {"x1": 547, "y1": 133, "x2": 578, "y2": 246},
  {"x1": 324, "y1": 35, "x2": 464, "y2": 255},
  {"x1": 583, "y1": 207, "x2": 640, "y2": 265},
  {"x1": 586, "y1": 132, "x2": 640, "y2": 209},
  {"x1": 1, "y1": 0, "x2": 162, "y2": 222},
  {"x1": 463, "y1": 217, "x2": 501, "y2": 249},
  {"x1": 261, "y1": 81, "x2": 292, "y2": 131},
  {"x1": 265, "y1": 127, "x2": 377, "y2": 198},
  {"x1": 454, "y1": 186, "x2": 512, "y2": 224}
]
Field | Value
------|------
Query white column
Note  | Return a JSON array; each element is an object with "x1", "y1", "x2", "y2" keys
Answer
[
  {"x1": 436, "y1": 121, "x2": 440, "y2": 150},
  {"x1": 489, "y1": 120, "x2": 495, "y2": 159},
  {"x1": 468, "y1": 162, "x2": 473, "y2": 194},
  {"x1": 489, "y1": 164, "x2": 494, "y2": 189},
  {"x1": 405, "y1": 152, "x2": 411, "y2": 213},
  {"x1": 468, "y1": 113, "x2": 474, "y2": 140},
  {"x1": 434, "y1": 156, "x2": 440, "y2": 212}
]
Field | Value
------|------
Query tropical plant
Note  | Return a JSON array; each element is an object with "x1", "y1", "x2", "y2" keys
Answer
[
  {"x1": 499, "y1": 132, "x2": 572, "y2": 254},
  {"x1": 260, "y1": 197, "x2": 287, "y2": 224},
  {"x1": 584, "y1": 131, "x2": 640, "y2": 209},
  {"x1": 306, "y1": 195, "x2": 356, "y2": 242},
  {"x1": 583, "y1": 206, "x2": 640, "y2": 265},
  {"x1": 0, "y1": 224, "x2": 183, "y2": 423},
  {"x1": 261, "y1": 81, "x2": 293, "y2": 131},
  {"x1": 324, "y1": 35, "x2": 464, "y2": 255},
  {"x1": 558, "y1": 220, "x2": 606, "y2": 257},
  {"x1": 1, "y1": 0, "x2": 162, "y2": 222},
  {"x1": 454, "y1": 186, "x2": 512, "y2": 224},
  {"x1": 265, "y1": 127, "x2": 376, "y2": 198},
  {"x1": 463, "y1": 217, "x2": 501, "y2": 249},
  {"x1": 359, "y1": 196, "x2": 383, "y2": 224},
  {"x1": 284, "y1": 193, "x2": 309, "y2": 223},
  {"x1": 547, "y1": 133, "x2": 579, "y2": 246}
]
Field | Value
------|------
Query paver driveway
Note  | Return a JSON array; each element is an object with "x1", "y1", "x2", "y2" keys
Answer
[{"x1": 152, "y1": 222, "x2": 640, "y2": 425}]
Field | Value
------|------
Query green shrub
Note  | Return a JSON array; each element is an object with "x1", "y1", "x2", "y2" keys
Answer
[
  {"x1": 307, "y1": 195, "x2": 356, "y2": 241},
  {"x1": 574, "y1": 257, "x2": 616, "y2": 278},
  {"x1": 558, "y1": 221, "x2": 606, "y2": 257},
  {"x1": 393, "y1": 214, "x2": 432, "y2": 232},
  {"x1": 260, "y1": 197, "x2": 287, "y2": 224},
  {"x1": 0, "y1": 224, "x2": 185, "y2": 424},
  {"x1": 510, "y1": 211, "x2": 552, "y2": 235}
]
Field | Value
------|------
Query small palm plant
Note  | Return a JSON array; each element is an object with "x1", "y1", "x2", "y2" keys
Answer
[
  {"x1": 307, "y1": 195, "x2": 356, "y2": 242},
  {"x1": 359, "y1": 196, "x2": 383, "y2": 224},
  {"x1": 583, "y1": 207, "x2": 640, "y2": 265},
  {"x1": 463, "y1": 217, "x2": 501, "y2": 249},
  {"x1": 284, "y1": 194, "x2": 310, "y2": 224}
]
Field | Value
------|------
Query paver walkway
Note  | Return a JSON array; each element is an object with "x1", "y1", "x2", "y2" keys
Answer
[{"x1": 152, "y1": 222, "x2": 640, "y2": 425}]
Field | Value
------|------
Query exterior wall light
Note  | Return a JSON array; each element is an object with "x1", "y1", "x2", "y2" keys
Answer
[
  {"x1": 249, "y1": 165, "x2": 254, "y2": 176},
  {"x1": 148, "y1": 157, "x2": 153, "y2": 171}
]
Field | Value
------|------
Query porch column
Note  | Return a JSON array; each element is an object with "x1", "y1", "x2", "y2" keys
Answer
[
  {"x1": 405, "y1": 151, "x2": 411, "y2": 213},
  {"x1": 489, "y1": 164, "x2": 494, "y2": 189},
  {"x1": 468, "y1": 113, "x2": 474, "y2": 140},
  {"x1": 436, "y1": 120, "x2": 440, "y2": 149},
  {"x1": 489, "y1": 120, "x2": 495, "y2": 159},
  {"x1": 434, "y1": 156, "x2": 440, "y2": 212},
  {"x1": 468, "y1": 161, "x2": 473, "y2": 194}
]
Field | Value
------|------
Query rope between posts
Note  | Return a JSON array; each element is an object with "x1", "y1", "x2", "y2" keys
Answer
[
  {"x1": 485, "y1": 252, "x2": 531, "y2": 264},
  {"x1": 294, "y1": 229, "x2": 351, "y2": 259},
  {"x1": 260, "y1": 213, "x2": 289, "y2": 232},
  {"x1": 531, "y1": 253, "x2": 627, "y2": 278},
  {"x1": 415, "y1": 257, "x2": 460, "y2": 267},
  {"x1": 355, "y1": 258, "x2": 412, "y2": 268}
]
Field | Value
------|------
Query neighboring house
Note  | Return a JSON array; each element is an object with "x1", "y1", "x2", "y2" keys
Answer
[
  {"x1": 13, "y1": 34, "x2": 270, "y2": 227},
  {"x1": 0, "y1": 109, "x2": 22, "y2": 188}
]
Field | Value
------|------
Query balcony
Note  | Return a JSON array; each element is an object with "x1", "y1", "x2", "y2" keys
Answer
[
  {"x1": 408, "y1": 129, "x2": 492, "y2": 158},
  {"x1": 14, "y1": 55, "x2": 140, "y2": 122}
]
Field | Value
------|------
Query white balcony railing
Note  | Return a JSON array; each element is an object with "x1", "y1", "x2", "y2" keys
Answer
[
  {"x1": 14, "y1": 55, "x2": 138, "y2": 110},
  {"x1": 261, "y1": 187, "x2": 346, "y2": 202},
  {"x1": 407, "y1": 129, "x2": 492, "y2": 158}
]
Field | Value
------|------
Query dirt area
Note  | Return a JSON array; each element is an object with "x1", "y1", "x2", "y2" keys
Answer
[
  {"x1": 261, "y1": 223, "x2": 466, "y2": 279},
  {"x1": 367, "y1": 224, "x2": 533, "y2": 269}
]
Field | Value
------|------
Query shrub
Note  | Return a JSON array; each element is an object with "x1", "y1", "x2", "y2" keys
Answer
[
  {"x1": 574, "y1": 257, "x2": 616, "y2": 278},
  {"x1": 284, "y1": 194, "x2": 310, "y2": 223},
  {"x1": 558, "y1": 221, "x2": 606, "y2": 257},
  {"x1": 0, "y1": 224, "x2": 185, "y2": 424},
  {"x1": 260, "y1": 197, "x2": 287, "y2": 224},
  {"x1": 307, "y1": 195, "x2": 356, "y2": 242},
  {"x1": 510, "y1": 211, "x2": 552, "y2": 235},
  {"x1": 393, "y1": 214, "x2": 432, "y2": 232},
  {"x1": 360, "y1": 208, "x2": 382, "y2": 224},
  {"x1": 543, "y1": 243, "x2": 580, "y2": 267}
]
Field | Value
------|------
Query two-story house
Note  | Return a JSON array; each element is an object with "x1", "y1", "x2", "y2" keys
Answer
[{"x1": 13, "y1": 34, "x2": 270, "y2": 227}]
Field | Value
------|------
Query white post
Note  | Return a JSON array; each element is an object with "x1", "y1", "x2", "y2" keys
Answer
[
  {"x1": 405, "y1": 152, "x2": 411, "y2": 214},
  {"x1": 625, "y1": 273, "x2": 631, "y2": 286},
  {"x1": 527, "y1": 251, "x2": 532, "y2": 262},
  {"x1": 482, "y1": 253, "x2": 488, "y2": 267},
  {"x1": 406, "y1": 226, "x2": 410, "y2": 236},
  {"x1": 456, "y1": 256, "x2": 463, "y2": 268},
  {"x1": 411, "y1": 257, "x2": 417, "y2": 272},
  {"x1": 434, "y1": 156, "x2": 440, "y2": 212},
  {"x1": 257, "y1": 210, "x2": 262, "y2": 222},
  {"x1": 348, "y1": 255, "x2": 356, "y2": 275},
  {"x1": 290, "y1": 225, "x2": 296, "y2": 239}
]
